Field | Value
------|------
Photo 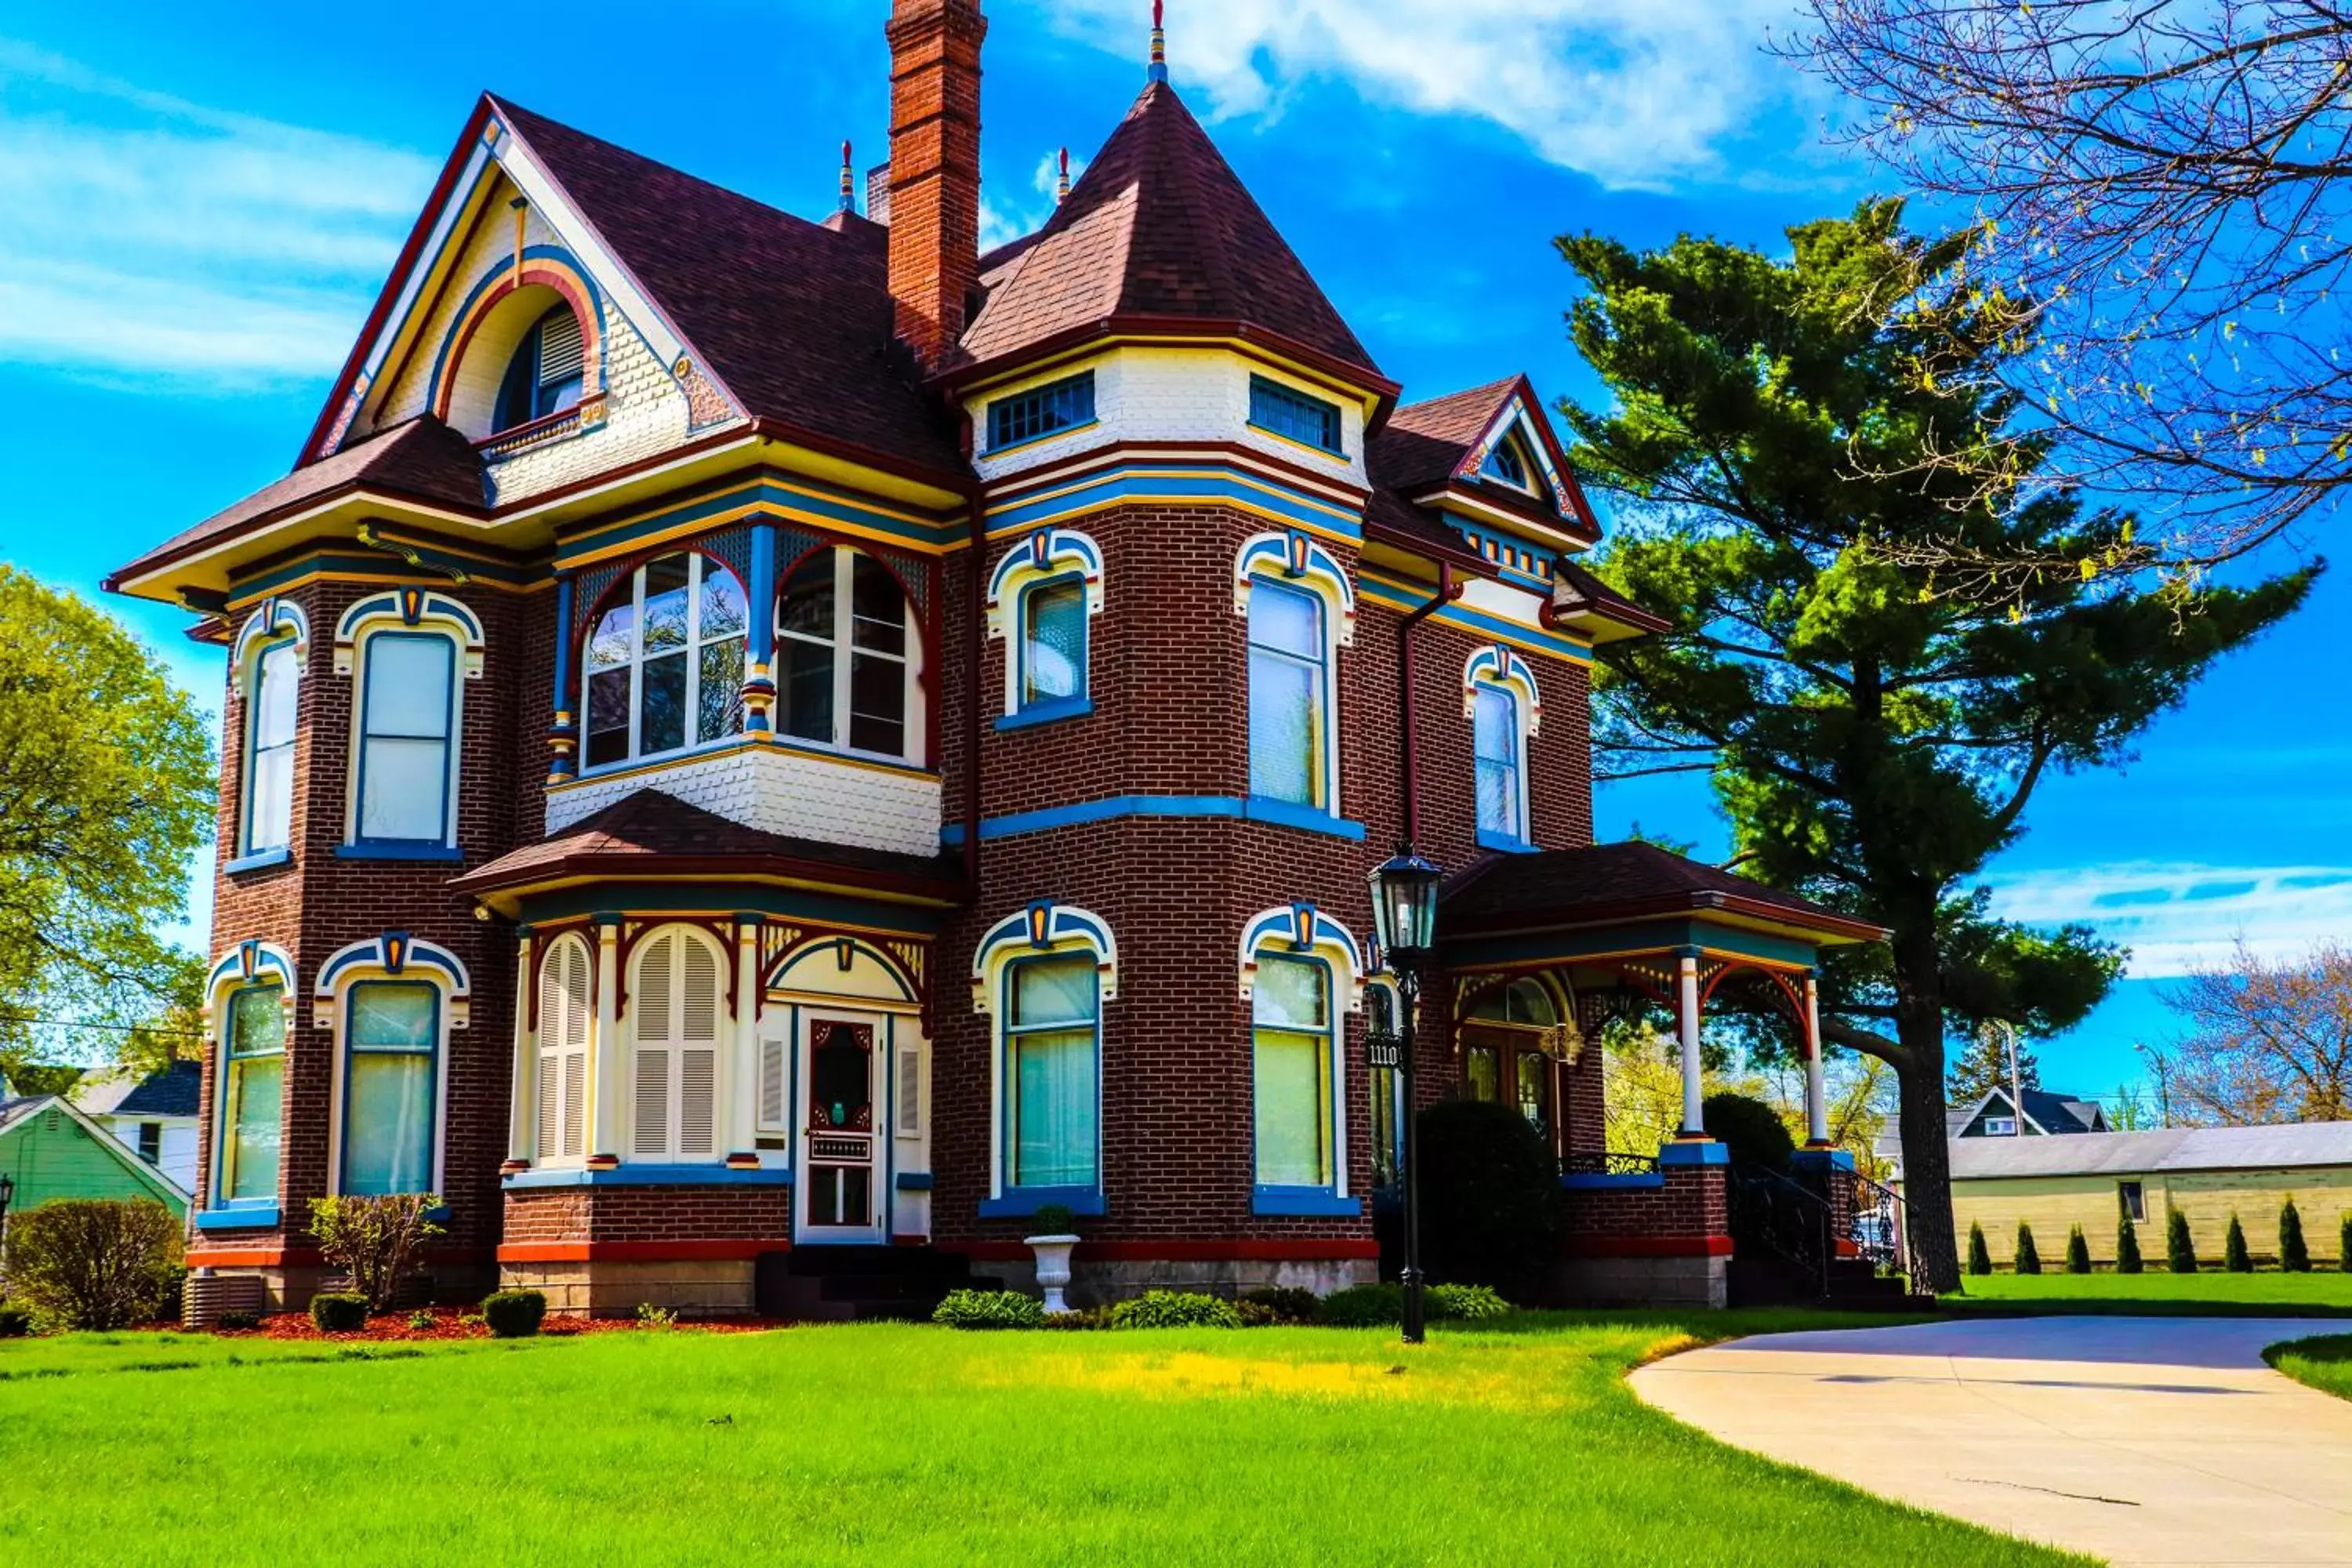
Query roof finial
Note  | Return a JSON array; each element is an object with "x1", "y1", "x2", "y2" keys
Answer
[
  {"x1": 839, "y1": 140, "x2": 855, "y2": 214},
  {"x1": 1055, "y1": 147, "x2": 1072, "y2": 204},
  {"x1": 1148, "y1": 0, "x2": 1168, "y2": 83}
]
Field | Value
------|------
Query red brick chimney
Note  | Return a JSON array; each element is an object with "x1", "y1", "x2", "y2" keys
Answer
[{"x1": 885, "y1": 0, "x2": 986, "y2": 370}]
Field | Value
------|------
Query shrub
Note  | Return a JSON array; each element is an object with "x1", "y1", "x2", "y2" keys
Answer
[
  {"x1": 2117, "y1": 1203, "x2": 2144, "y2": 1274},
  {"x1": 215, "y1": 1309, "x2": 260, "y2": 1332},
  {"x1": 2, "y1": 1198, "x2": 183, "y2": 1330},
  {"x1": 2341, "y1": 1213, "x2": 2351, "y2": 1273},
  {"x1": 2224, "y1": 1213, "x2": 2253, "y2": 1272},
  {"x1": 307, "y1": 1194, "x2": 444, "y2": 1312},
  {"x1": 309, "y1": 1292, "x2": 369, "y2": 1333},
  {"x1": 0, "y1": 1301, "x2": 31, "y2": 1338},
  {"x1": 1701, "y1": 1091, "x2": 1797, "y2": 1172},
  {"x1": 2281, "y1": 1199, "x2": 2310, "y2": 1272},
  {"x1": 481, "y1": 1290, "x2": 547, "y2": 1338},
  {"x1": 1427, "y1": 1283, "x2": 1512, "y2": 1321},
  {"x1": 1967, "y1": 1222, "x2": 1993, "y2": 1276},
  {"x1": 931, "y1": 1289, "x2": 1044, "y2": 1330},
  {"x1": 636, "y1": 1303, "x2": 678, "y2": 1331},
  {"x1": 2066, "y1": 1225, "x2": 2092, "y2": 1274},
  {"x1": 1037, "y1": 1305, "x2": 1112, "y2": 1330},
  {"x1": 1107, "y1": 1290, "x2": 1241, "y2": 1330},
  {"x1": 1416, "y1": 1099, "x2": 1559, "y2": 1298},
  {"x1": 2167, "y1": 1207, "x2": 2198, "y2": 1273},
  {"x1": 1319, "y1": 1283, "x2": 1404, "y2": 1327},
  {"x1": 1027, "y1": 1203, "x2": 1077, "y2": 1236},
  {"x1": 406, "y1": 1309, "x2": 437, "y2": 1331},
  {"x1": 2013, "y1": 1222, "x2": 2041, "y2": 1276},
  {"x1": 1236, "y1": 1300, "x2": 1278, "y2": 1327},
  {"x1": 1239, "y1": 1285, "x2": 1320, "y2": 1325}
]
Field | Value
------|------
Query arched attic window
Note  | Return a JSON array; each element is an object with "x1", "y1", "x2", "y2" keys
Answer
[
  {"x1": 1481, "y1": 429, "x2": 1539, "y2": 494},
  {"x1": 495, "y1": 306, "x2": 584, "y2": 432},
  {"x1": 583, "y1": 553, "x2": 748, "y2": 768}
]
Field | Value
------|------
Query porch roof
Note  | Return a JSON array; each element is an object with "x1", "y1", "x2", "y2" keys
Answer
[
  {"x1": 1438, "y1": 843, "x2": 1885, "y2": 950},
  {"x1": 451, "y1": 789, "x2": 967, "y2": 917}
]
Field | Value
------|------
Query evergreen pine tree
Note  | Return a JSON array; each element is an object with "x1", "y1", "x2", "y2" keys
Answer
[
  {"x1": 2281, "y1": 1199, "x2": 2310, "y2": 1272},
  {"x1": 2066, "y1": 1225, "x2": 2092, "y2": 1273},
  {"x1": 1967, "y1": 1221, "x2": 1993, "y2": 1276},
  {"x1": 2014, "y1": 1221, "x2": 2042, "y2": 1275},
  {"x1": 2224, "y1": 1213, "x2": 2253, "y2": 1272},
  {"x1": 2168, "y1": 1207, "x2": 2198, "y2": 1272},
  {"x1": 2116, "y1": 1203, "x2": 2144, "y2": 1274},
  {"x1": 2340, "y1": 1213, "x2": 2351, "y2": 1273}
]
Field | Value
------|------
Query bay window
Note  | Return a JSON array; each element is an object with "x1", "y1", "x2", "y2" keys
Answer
[
  {"x1": 777, "y1": 546, "x2": 919, "y2": 760},
  {"x1": 583, "y1": 552, "x2": 746, "y2": 768}
]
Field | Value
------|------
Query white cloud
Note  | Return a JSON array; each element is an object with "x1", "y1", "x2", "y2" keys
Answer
[
  {"x1": 1044, "y1": 0, "x2": 1819, "y2": 190},
  {"x1": 1987, "y1": 862, "x2": 2352, "y2": 979},
  {"x1": 0, "y1": 38, "x2": 434, "y2": 385}
]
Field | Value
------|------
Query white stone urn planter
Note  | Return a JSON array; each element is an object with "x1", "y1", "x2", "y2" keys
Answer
[{"x1": 1025, "y1": 1234, "x2": 1080, "y2": 1315}]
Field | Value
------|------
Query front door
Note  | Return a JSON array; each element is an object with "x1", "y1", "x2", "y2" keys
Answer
[{"x1": 796, "y1": 1014, "x2": 884, "y2": 1243}]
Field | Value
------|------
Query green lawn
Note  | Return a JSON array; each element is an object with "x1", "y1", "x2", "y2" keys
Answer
[
  {"x1": 1943, "y1": 1270, "x2": 2352, "y2": 1316},
  {"x1": 2267, "y1": 1334, "x2": 2352, "y2": 1402},
  {"x1": 0, "y1": 1312, "x2": 2088, "y2": 1567}
]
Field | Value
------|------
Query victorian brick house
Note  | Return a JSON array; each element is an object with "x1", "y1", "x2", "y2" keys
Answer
[{"x1": 107, "y1": 0, "x2": 1880, "y2": 1318}]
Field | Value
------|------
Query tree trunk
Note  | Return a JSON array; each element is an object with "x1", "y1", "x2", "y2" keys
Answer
[{"x1": 1889, "y1": 915, "x2": 1959, "y2": 1294}]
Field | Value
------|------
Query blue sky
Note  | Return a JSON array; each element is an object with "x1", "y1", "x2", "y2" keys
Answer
[{"x1": 2, "y1": 0, "x2": 2341, "y2": 1098}]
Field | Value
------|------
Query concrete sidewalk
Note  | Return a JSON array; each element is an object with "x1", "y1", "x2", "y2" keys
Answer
[{"x1": 1629, "y1": 1316, "x2": 2352, "y2": 1566}]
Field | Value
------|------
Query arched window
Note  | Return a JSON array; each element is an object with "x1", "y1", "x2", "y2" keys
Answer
[
  {"x1": 1238, "y1": 903, "x2": 1363, "y2": 1212},
  {"x1": 776, "y1": 546, "x2": 920, "y2": 760},
  {"x1": 1473, "y1": 683, "x2": 1526, "y2": 843},
  {"x1": 495, "y1": 306, "x2": 584, "y2": 431},
  {"x1": 245, "y1": 639, "x2": 299, "y2": 858},
  {"x1": 629, "y1": 926, "x2": 723, "y2": 1163},
  {"x1": 1482, "y1": 429, "x2": 1538, "y2": 492},
  {"x1": 1465, "y1": 977, "x2": 1562, "y2": 1135},
  {"x1": 972, "y1": 902, "x2": 1116, "y2": 1214},
  {"x1": 535, "y1": 935, "x2": 591, "y2": 1165},
  {"x1": 583, "y1": 553, "x2": 746, "y2": 768},
  {"x1": 219, "y1": 983, "x2": 285, "y2": 1203}
]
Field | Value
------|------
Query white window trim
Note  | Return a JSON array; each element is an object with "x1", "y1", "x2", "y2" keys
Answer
[
  {"x1": 971, "y1": 903, "x2": 1118, "y2": 1203},
  {"x1": 985, "y1": 528, "x2": 1105, "y2": 718},
  {"x1": 775, "y1": 545, "x2": 926, "y2": 764},
  {"x1": 1238, "y1": 905, "x2": 1365, "y2": 1200},
  {"x1": 236, "y1": 630, "x2": 304, "y2": 861},
  {"x1": 582, "y1": 552, "x2": 748, "y2": 771},
  {"x1": 313, "y1": 935, "x2": 470, "y2": 1197},
  {"x1": 343, "y1": 625, "x2": 470, "y2": 851}
]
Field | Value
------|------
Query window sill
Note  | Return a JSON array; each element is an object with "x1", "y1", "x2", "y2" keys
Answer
[
  {"x1": 1245, "y1": 420, "x2": 1347, "y2": 462},
  {"x1": 502, "y1": 1164, "x2": 793, "y2": 1189},
  {"x1": 987, "y1": 419, "x2": 1101, "y2": 459},
  {"x1": 894, "y1": 1171, "x2": 934, "y2": 1192},
  {"x1": 1250, "y1": 1186, "x2": 1361, "y2": 1218},
  {"x1": 1558, "y1": 1171, "x2": 1665, "y2": 1192},
  {"x1": 996, "y1": 697, "x2": 1093, "y2": 731},
  {"x1": 1475, "y1": 829, "x2": 1538, "y2": 855},
  {"x1": 194, "y1": 1205, "x2": 281, "y2": 1231},
  {"x1": 1243, "y1": 796, "x2": 1367, "y2": 840},
  {"x1": 335, "y1": 844, "x2": 464, "y2": 863},
  {"x1": 224, "y1": 848, "x2": 292, "y2": 877},
  {"x1": 978, "y1": 1186, "x2": 1105, "y2": 1219}
]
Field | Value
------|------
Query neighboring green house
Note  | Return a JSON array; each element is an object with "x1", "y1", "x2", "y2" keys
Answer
[{"x1": 0, "y1": 1093, "x2": 191, "y2": 1222}]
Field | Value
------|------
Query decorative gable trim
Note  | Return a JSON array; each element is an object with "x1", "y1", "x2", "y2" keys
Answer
[
  {"x1": 1237, "y1": 903, "x2": 1365, "y2": 1011},
  {"x1": 971, "y1": 902, "x2": 1119, "y2": 1014},
  {"x1": 333, "y1": 590, "x2": 487, "y2": 677}
]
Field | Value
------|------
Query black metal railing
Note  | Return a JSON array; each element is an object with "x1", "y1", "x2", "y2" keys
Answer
[
  {"x1": 1728, "y1": 1161, "x2": 1833, "y2": 1297},
  {"x1": 1844, "y1": 1167, "x2": 1911, "y2": 1279},
  {"x1": 1559, "y1": 1152, "x2": 1661, "y2": 1178}
]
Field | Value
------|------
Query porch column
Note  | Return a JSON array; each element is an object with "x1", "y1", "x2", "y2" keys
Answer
[
  {"x1": 504, "y1": 927, "x2": 535, "y2": 1171},
  {"x1": 1803, "y1": 970, "x2": 1830, "y2": 1147},
  {"x1": 1676, "y1": 948, "x2": 1704, "y2": 1136},
  {"x1": 726, "y1": 914, "x2": 762, "y2": 1164},
  {"x1": 742, "y1": 523, "x2": 779, "y2": 732},
  {"x1": 589, "y1": 914, "x2": 623, "y2": 1162}
]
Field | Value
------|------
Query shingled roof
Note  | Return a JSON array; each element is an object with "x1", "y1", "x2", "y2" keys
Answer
[
  {"x1": 1439, "y1": 841, "x2": 1883, "y2": 943},
  {"x1": 961, "y1": 82, "x2": 1384, "y2": 385},
  {"x1": 492, "y1": 98, "x2": 964, "y2": 478}
]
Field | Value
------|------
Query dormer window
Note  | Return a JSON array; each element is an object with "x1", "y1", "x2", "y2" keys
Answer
[
  {"x1": 494, "y1": 307, "x2": 585, "y2": 432},
  {"x1": 1483, "y1": 430, "x2": 1537, "y2": 493}
]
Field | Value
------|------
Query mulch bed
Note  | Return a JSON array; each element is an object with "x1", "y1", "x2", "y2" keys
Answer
[{"x1": 192, "y1": 1309, "x2": 796, "y2": 1342}]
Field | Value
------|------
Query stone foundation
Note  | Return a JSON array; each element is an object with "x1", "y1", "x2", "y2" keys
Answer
[
  {"x1": 1552, "y1": 1253, "x2": 1728, "y2": 1310},
  {"x1": 981, "y1": 1252, "x2": 1375, "y2": 1307},
  {"x1": 496, "y1": 1257, "x2": 760, "y2": 1318}
]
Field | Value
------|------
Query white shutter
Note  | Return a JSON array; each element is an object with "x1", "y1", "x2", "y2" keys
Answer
[
  {"x1": 537, "y1": 937, "x2": 592, "y2": 1163},
  {"x1": 634, "y1": 1046, "x2": 670, "y2": 1156},
  {"x1": 759, "y1": 1034, "x2": 787, "y2": 1131},
  {"x1": 537, "y1": 310, "x2": 584, "y2": 383},
  {"x1": 681, "y1": 939, "x2": 719, "y2": 1043},
  {"x1": 897, "y1": 1046, "x2": 921, "y2": 1135},
  {"x1": 677, "y1": 938, "x2": 720, "y2": 1157},
  {"x1": 536, "y1": 956, "x2": 563, "y2": 1160},
  {"x1": 633, "y1": 931, "x2": 677, "y2": 1158}
]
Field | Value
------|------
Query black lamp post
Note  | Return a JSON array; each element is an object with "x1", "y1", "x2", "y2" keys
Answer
[{"x1": 1368, "y1": 844, "x2": 1441, "y2": 1345}]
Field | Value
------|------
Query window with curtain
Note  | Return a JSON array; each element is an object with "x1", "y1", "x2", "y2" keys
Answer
[
  {"x1": 1465, "y1": 1045, "x2": 1500, "y2": 1103},
  {"x1": 341, "y1": 982, "x2": 437, "y2": 1194},
  {"x1": 1473, "y1": 684, "x2": 1526, "y2": 842},
  {"x1": 1019, "y1": 575, "x2": 1087, "y2": 711},
  {"x1": 777, "y1": 546, "x2": 916, "y2": 760},
  {"x1": 1253, "y1": 954, "x2": 1333, "y2": 1189},
  {"x1": 494, "y1": 305, "x2": 585, "y2": 431},
  {"x1": 220, "y1": 984, "x2": 285, "y2": 1203},
  {"x1": 1005, "y1": 954, "x2": 1098, "y2": 1189},
  {"x1": 583, "y1": 552, "x2": 746, "y2": 768},
  {"x1": 630, "y1": 927, "x2": 722, "y2": 1162},
  {"x1": 1367, "y1": 983, "x2": 1402, "y2": 1188},
  {"x1": 1247, "y1": 579, "x2": 1327, "y2": 807},
  {"x1": 245, "y1": 641, "x2": 298, "y2": 855},
  {"x1": 355, "y1": 633, "x2": 456, "y2": 845},
  {"x1": 1515, "y1": 1051, "x2": 1552, "y2": 1134}
]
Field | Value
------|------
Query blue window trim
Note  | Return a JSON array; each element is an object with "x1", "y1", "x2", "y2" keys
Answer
[
  {"x1": 502, "y1": 1164, "x2": 793, "y2": 1189},
  {"x1": 987, "y1": 372, "x2": 1097, "y2": 452},
  {"x1": 942, "y1": 794, "x2": 1368, "y2": 846},
  {"x1": 1472, "y1": 680, "x2": 1530, "y2": 847},
  {"x1": 978, "y1": 1185, "x2": 1105, "y2": 1219},
  {"x1": 335, "y1": 844, "x2": 466, "y2": 862},
  {"x1": 337, "y1": 979, "x2": 441, "y2": 1200},
  {"x1": 1247, "y1": 576, "x2": 1333, "y2": 816},
  {"x1": 999, "y1": 952, "x2": 1102, "y2": 1199},
  {"x1": 1243, "y1": 795, "x2": 1365, "y2": 840},
  {"x1": 1012, "y1": 569, "x2": 1090, "y2": 717},
  {"x1": 1475, "y1": 829, "x2": 1537, "y2": 854},
  {"x1": 350, "y1": 628, "x2": 459, "y2": 856},
  {"x1": 194, "y1": 1203, "x2": 282, "y2": 1231},
  {"x1": 1247, "y1": 374, "x2": 1345, "y2": 455},
  {"x1": 894, "y1": 1171, "x2": 935, "y2": 1192},
  {"x1": 213, "y1": 982, "x2": 286, "y2": 1211},
  {"x1": 995, "y1": 697, "x2": 1094, "y2": 731},
  {"x1": 987, "y1": 418, "x2": 1101, "y2": 457},
  {"x1": 240, "y1": 635, "x2": 299, "y2": 861},
  {"x1": 1249, "y1": 949, "x2": 1345, "y2": 1203},
  {"x1": 225, "y1": 847, "x2": 292, "y2": 876},
  {"x1": 1251, "y1": 1186, "x2": 1363, "y2": 1218}
]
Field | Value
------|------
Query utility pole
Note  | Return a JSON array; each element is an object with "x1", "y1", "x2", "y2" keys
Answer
[{"x1": 2135, "y1": 1041, "x2": 2172, "y2": 1128}]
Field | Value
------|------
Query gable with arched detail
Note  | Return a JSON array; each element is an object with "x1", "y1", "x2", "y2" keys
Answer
[{"x1": 428, "y1": 249, "x2": 606, "y2": 440}]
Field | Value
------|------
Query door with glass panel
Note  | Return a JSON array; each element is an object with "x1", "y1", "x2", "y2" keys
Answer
[{"x1": 797, "y1": 1014, "x2": 884, "y2": 1242}]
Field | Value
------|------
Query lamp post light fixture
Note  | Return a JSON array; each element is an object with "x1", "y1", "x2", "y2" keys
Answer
[{"x1": 1367, "y1": 844, "x2": 1442, "y2": 1345}]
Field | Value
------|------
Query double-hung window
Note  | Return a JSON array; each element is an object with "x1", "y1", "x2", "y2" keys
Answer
[
  {"x1": 1018, "y1": 576, "x2": 1088, "y2": 712},
  {"x1": 583, "y1": 553, "x2": 747, "y2": 768},
  {"x1": 1248, "y1": 375, "x2": 1343, "y2": 453},
  {"x1": 220, "y1": 984, "x2": 285, "y2": 1204},
  {"x1": 245, "y1": 641, "x2": 299, "y2": 857},
  {"x1": 1473, "y1": 684, "x2": 1528, "y2": 844},
  {"x1": 1247, "y1": 579, "x2": 1327, "y2": 808},
  {"x1": 341, "y1": 982, "x2": 437, "y2": 1195},
  {"x1": 1004, "y1": 955, "x2": 1099, "y2": 1191},
  {"x1": 778, "y1": 546, "x2": 917, "y2": 760},
  {"x1": 1253, "y1": 955, "x2": 1334, "y2": 1190},
  {"x1": 354, "y1": 633, "x2": 456, "y2": 846}
]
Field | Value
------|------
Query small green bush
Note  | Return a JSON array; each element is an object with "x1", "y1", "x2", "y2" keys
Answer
[
  {"x1": 307, "y1": 1193, "x2": 444, "y2": 1312},
  {"x1": 309, "y1": 1292, "x2": 369, "y2": 1333},
  {"x1": 635, "y1": 1302, "x2": 678, "y2": 1331},
  {"x1": 2340, "y1": 1213, "x2": 2351, "y2": 1273},
  {"x1": 1701, "y1": 1091, "x2": 1796, "y2": 1172},
  {"x1": 2281, "y1": 1199, "x2": 2310, "y2": 1272},
  {"x1": 2117, "y1": 1203, "x2": 2144, "y2": 1274},
  {"x1": 215, "y1": 1308, "x2": 260, "y2": 1332},
  {"x1": 1427, "y1": 1283, "x2": 1512, "y2": 1321},
  {"x1": 2013, "y1": 1222, "x2": 2041, "y2": 1275},
  {"x1": 481, "y1": 1289, "x2": 547, "y2": 1339},
  {"x1": 1037, "y1": 1305, "x2": 1112, "y2": 1330},
  {"x1": 1236, "y1": 1300, "x2": 1279, "y2": 1327},
  {"x1": 931, "y1": 1289, "x2": 1044, "y2": 1330},
  {"x1": 0, "y1": 1301, "x2": 31, "y2": 1338},
  {"x1": 1239, "y1": 1285, "x2": 1320, "y2": 1325},
  {"x1": 2224, "y1": 1213, "x2": 2252, "y2": 1272},
  {"x1": 2065, "y1": 1225, "x2": 2092, "y2": 1274},
  {"x1": 405, "y1": 1309, "x2": 437, "y2": 1331},
  {"x1": 1106, "y1": 1290, "x2": 1240, "y2": 1330},
  {"x1": 1027, "y1": 1203, "x2": 1077, "y2": 1236},
  {"x1": 1319, "y1": 1283, "x2": 1404, "y2": 1327},
  {"x1": 2167, "y1": 1207, "x2": 2198, "y2": 1273},
  {"x1": 1966, "y1": 1222, "x2": 1993, "y2": 1276},
  {"x1": 1417, "y1": 1099, "x2": 1560, "y2": 1298}
]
